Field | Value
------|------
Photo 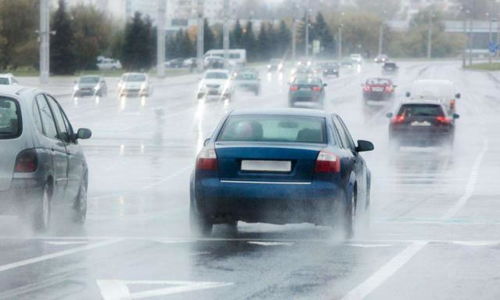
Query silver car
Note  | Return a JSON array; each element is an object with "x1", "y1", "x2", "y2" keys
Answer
[
  {"x1": 0, "y1": 86, "x2": 91, "y2": 232},
  {"x1": 118, "y1": 73, "x2": 152, "y2": 97}
]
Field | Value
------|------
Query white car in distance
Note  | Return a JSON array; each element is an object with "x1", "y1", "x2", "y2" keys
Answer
[
  {"x1": 0, "y1": 74, "x2": 19, "y2": 85},
  {"x1": 197, "y1": 70, "x2": 234, "y2": 100}
]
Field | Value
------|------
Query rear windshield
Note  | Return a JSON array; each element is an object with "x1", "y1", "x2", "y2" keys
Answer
[
  {"x1": 80, "y1": 76, "x2": 99, "y2": 83},
  {"x1": 0, "y1": 97, "x2": 21, "y2": 139},
  {"x1": 236, "y1": 72, "x2": 256, "y2": 80},
  {"x1": 218, "y1": 115, "x2": 327, "y2": 144},
  {"x1": 294, "y1": 77, "x2": 321, "y2": 85},
  {"x1": 205, "y1": 72, "x2": 228, "y2": 79},
  {"x1": 397, "y1": 104, "x2": 444, "y2": 117},
  {"x1": 124, "y1": 74, "x2": 146, "y2": 82}
]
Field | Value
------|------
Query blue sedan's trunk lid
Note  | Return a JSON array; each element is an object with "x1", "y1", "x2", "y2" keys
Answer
[{"x1": 215, "y1": 142, "x2": 323, "y2": 182}]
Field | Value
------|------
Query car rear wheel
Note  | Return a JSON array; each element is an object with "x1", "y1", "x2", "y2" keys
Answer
[
  {"x1": 190, "y1": 202, "x2": 213, "y2": 237},
  {"x1": 331, "y1": 190, "x2": 354, "y2": 239},
  {"x1": 32, "y1": 183, "x2": 52, "y2": 232}
]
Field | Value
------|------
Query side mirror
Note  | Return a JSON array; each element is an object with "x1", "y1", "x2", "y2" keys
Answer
[
  {"x1": 455, "y1": 93, "x2": 461, "y2": 99},
  {"x1": 76, "y1": 128, "x2": 92, "y2": 140},
  {"x1": 453, "y1": 113, "x2": 460, "y2": 119},
  {"x1": 323, "y1": 83, "x2": 328, "y2": 87},
  {"x1": 405, "y1": 91, "x2": 411, "y2": 97},
  {"x1": 356, "y1": 140, "x2": 374, "y2": 152},
  {"x1": 386, "y1": 112, "x2": 393, "y2": 118}
]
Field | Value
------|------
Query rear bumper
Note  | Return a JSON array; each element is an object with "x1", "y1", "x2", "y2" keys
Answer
[
  {"x1": 193, "y1": 178, "x2": 344, "y2": 224},
  {"x1": 363, "y1": 92, "x2": 391, "y2": 100},
  {"x1": 390, "y1": 129, "x2": 453, "y2": 146}
]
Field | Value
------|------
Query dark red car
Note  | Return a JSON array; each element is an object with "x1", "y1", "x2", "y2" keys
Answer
[{"x1": 362, "y1": 78, "x2": 396, "y2": 101}]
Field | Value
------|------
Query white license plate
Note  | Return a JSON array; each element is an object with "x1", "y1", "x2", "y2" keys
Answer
[
  {"x1": 372, "y1": 87, "x2": 383, "y2": 92},
  {"x1": 300, "y1": 87, "x2": 310, "y2": 91},
  {"x1": 241, "y1": 160, "x2": 291, "y2": 172},
  {"x1": 411, "y1": 121, "x2": 431, "y2": 126}
]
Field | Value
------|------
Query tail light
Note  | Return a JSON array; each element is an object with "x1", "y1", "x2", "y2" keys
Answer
[
  {"x1": 391, "y1": 115, "x2": 405, "y2": 124},
  {"x1": 384, "y1": 86, "x2": 393, "y2": 93},
  {"x1": 363, "y1": 86, "x2": 370, "y2": 92},
  {"x1": 315, "y1": 150, "x2": 340, "y2": 173},
  {"x1": 196, "y1": 147, "x2": 217, "y2": 170},
  {"x1": 311, "y1": 86, "x2": 322, "y2": 92},
  {"x1": 436, "y1": 115, "x2": 452, "y2": 124},
  {"x1": 290, "y1": 85, "x2": 299, "y2": 91},
  {"x1": 15, "y1": 149, "x2": 38, "y2": 173}
]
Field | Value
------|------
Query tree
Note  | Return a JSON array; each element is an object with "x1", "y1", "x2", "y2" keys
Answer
[
  {"x1": 121, "y1": 12, "x2": 155, "y2": 70},
  {"x1": 0, "y1": 0, "x2": 38, "y2": 69},
  {"x1": 51, "y1": 0, "x2": 77, "y2": 75},
  {"x1": 71, "y1": 4, "x2": 113, "y2": 70},
  {"x1": 231, "y1": 19, "x2": 243, "y2": 48},
  {"x1": 311, "y1": 13, "x2": 334, "y2": 56},
  {"x1": 355, "y1": 0, "x2": 401, "y2": 19},
  {"x1": 257, "y1": 23, "x2": 270, "y2": 60},
  {"x1": 203, "y1": 19, "x2": 216, "y2": 52},
  {"x1": 241, "y1": 21, "x2": 257, "y2": 61},
  {"x1": 275, "y1": 20, "x2": 291, "y2": 58}
]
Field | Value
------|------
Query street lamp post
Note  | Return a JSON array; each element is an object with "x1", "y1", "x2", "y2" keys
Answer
[
  {"x1": 337, "y1": 24, "x2": 342, "y2": 62},
  {"x1": 427, "y1": 13, "x2": 433, "y2": 59},
  {"x1": 223, "y1": 0, "x2": 230, "y2": 68},
  {"x1": 305, "y1": 8, "x2": 310, "y2": 58},
  {"x1": 39, "y1": 0, "x2": 50, "y2": 84},
  {"x1": 462, "y1": 9, "x2": 468, "y2": 67},
  {"x1": 157, "y1": 0, "x2": 166, "y2": 78},
  {"x1": 196, "y1": 0, "x2": 204, "y2": 72}
]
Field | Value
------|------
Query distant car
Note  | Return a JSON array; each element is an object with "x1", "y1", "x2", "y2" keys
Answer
[
  {"x1": 190, "y1": 108, "x2": 374, "y2": 237},
  {"x1": 183, "y1": 57, "x2": 197, "y2": 68},
  {"x1": 350, "y1": 54, "x2": 363, "y2": 64},
  {"x1": 73, "y1": 75, "x2": 107, "y2": 97},
  {"x1": 0, "y1": 86, "x2": 92, "y2": 232},
  {"x1": 406, "y1": 79, "x2": 460, "y2": 114},
  {"x1": 319, "y1": 62, "x2": 339, "y2": 77},
  {"x1": 234, "y1": 69, "x2": 261, "y2": 96},
  {"x1": 204, "y1": 57, "x2": 225, "y2": 69},
  {"x1": 341, "y1": 59, "x2": 354, "y2": 69},
  {"x1": 0, "y1": 74, "x2": 19, "y2": 85},
  {"x1": 387, "y1": 99, "x2": 460, "y2": 148},
  {"x1": 382, "y1": 62, "x2": 398, "y2": 75},
  {"x1": 197, "y1": 69, "x2": 234, "y2": 100},
  {"x1": 374, "y1": 54, "x2": 389, "y2": 63},
  {"x1": 267, "y1": 58, "x2": 284, "y2": 72},
  {"x1": 165, "y1": 58, "x2": 185, "y2": 68},
  {"x1": 118, "y1": 73, "x2": 152, "y2": 97},
  {"x1": 96, "y1": 57, "x2": 122, "y2": 71},
  {"x1": 362, "y1": 78, "x2": 396, "y2": 101},
  {"x1": 288, "y1": 76, "x2": 327, "y2": 108}
]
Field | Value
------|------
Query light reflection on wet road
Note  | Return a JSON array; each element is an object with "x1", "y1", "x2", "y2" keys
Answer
[{"x1": 1, "y1": 61, "x2": 500, "y2": 299}]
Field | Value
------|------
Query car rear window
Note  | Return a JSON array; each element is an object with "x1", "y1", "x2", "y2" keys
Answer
[
  {"x1": 124, "y1": 74, "x2": 146, "y2": 82},
  {"x1": 294, "y1": 77, "x2": 321, "y2": 85},
  {"x1": 218, "y1": 115, "x2": 327, "y2": 144},
  {"x1": 397, "y1": 104, "x2": 444, "y2": 117},
  {"x1": 0, "y1": 97, "x2": 21, "y2": 139},
  {"x1": 367, "y1": 78, "x2": 390, "y2": 85}
]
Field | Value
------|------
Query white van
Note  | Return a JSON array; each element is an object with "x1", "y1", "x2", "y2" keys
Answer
[{"x1": 204, "y1": 49, "x2": 247, "y2": 67}]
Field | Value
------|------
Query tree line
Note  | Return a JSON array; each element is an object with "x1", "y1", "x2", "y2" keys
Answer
[{"x1": 0, "y1": 0, "x2": 466, "y2": 75}]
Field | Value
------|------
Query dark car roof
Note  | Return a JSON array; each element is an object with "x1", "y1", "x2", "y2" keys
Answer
[{"x1": 230, "y1": 108, "x2": 329, "y2": 118}]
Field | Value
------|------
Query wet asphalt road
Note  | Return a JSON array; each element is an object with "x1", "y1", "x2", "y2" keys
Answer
[{"x1": 1, "y1": 61, "x2": 500, "y2": 299}]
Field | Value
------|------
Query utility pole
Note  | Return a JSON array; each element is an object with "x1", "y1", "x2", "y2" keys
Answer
[
  {"x1": 427, "y1": 13, "x2": 433, "y2": 59},
  {"x1": 292, "y1": 18, "x2": 296, "y2": 61},
  {"x1": 462, "y1": 9, "x2": 468, "y2": 67},
  {"x1": 337, "y1": 25, "x2": 342, "y2": 62},
  {"x1": 196, "y1": 0, "x2": 204, "y2": 72},
  {"x1": 378, "y1": 24, "x2": 384, "y2": 56},
  {"x1": 468, "y1": 18, "x2": 473, "y2": 65},
  {"x1": 223, "y1": 0, "x2": 230, "y2": 68},
  {"x1": 157, "y1": 0, "x2": 166, "y2": 77},
  {"x1": 39, "y1": 0, "x2": 50, "y2": 84},
  {"x1": 305, "y1": 8, "x2": 310, "y2": 58}
]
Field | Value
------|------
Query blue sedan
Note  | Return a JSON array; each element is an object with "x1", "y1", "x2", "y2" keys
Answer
[{"x1": 190, "y1": 109, "x2": 374, "y2": 237}]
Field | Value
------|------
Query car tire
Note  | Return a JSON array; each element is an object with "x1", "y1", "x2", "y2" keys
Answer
[
  {"x1": 32, "y1": 183, "x2": 52, "y2": 233},
  {"x1": 190, "y1": 202, "x2": 213, "y2": 237},
  {"x1": 331, "y1": 189, "x2": 354, "y2": 239},
  {"x1": 72, "y1": 180, "x2": 87, "y2": 224}
]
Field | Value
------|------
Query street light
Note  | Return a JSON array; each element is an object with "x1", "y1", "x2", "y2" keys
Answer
[
  {"x1": 196, "y1": 0, "x2": 204, "y2": 72},
  {"x1": 378, "y1": 10, "x2": 386, "y2": 56},
  {"x1": 427, "y1": 12, "x2": 434, "y2": 59}
]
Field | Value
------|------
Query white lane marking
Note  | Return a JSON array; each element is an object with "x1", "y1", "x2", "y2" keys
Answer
[
  {"x1": 341, "y1": 241, "x2": 428, "y2": 300},
  {"x1": 247, "y1": 241, "x2": 294, "y2": 246},
  {"x1": 452, "y1": 241, "x2": 500, "y2": 247},
  {"x1": 45, "y1": 241, "x2": 89, "y2": 246},
  {"x1": 0, "y1": 239, "x2": 122, "y2": 273},
  {"x1": 89, "y1": 165, "x2": 191, "y2": 200},
  {"x1": 441, "y1": 139, "x2": 489, "y2": 220},
  {"x1": 348, "y1": 243, "x2": 393, "y2": 248},
  {"x1": 97, "y1": 280, "x2": 234, "y2": 300}
]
